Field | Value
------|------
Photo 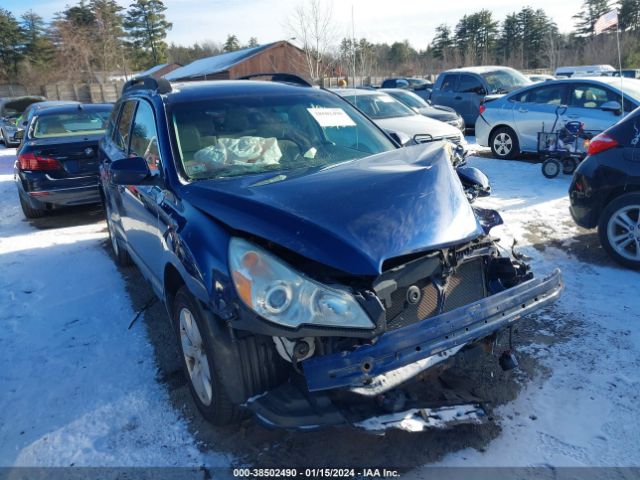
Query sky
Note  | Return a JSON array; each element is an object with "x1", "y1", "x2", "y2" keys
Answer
[{"x1": 5, "y1": 0, "x2": 585, "y2": 50}]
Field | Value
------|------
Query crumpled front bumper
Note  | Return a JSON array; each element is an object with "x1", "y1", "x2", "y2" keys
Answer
[{"x1": 302, "y1": 268, "x2": 563, "y2": 392}]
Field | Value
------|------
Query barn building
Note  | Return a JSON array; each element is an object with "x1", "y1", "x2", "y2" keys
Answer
[{"x1": 164, "y1": 41, "x2": 309, "y2": 82}]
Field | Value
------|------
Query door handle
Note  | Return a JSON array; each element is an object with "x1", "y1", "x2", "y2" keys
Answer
[
  {"x1": 566, "y1": 114, "x2": 579, "y2": 119},
  {"x1": 518, "y1": 108, "x2": 529, "y2": 113},
  {"x1": 454, "y1": 96, "x2": 462, "y2": 101}
]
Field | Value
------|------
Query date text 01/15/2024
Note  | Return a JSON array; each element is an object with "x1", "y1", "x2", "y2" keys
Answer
[{"x1": 232, "y1": 468, "x2": 400, "y2": 478}]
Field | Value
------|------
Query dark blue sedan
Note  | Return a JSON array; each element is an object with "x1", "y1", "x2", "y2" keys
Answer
[
  {"x1": 100, "y1": 76, "x2": 562, "y2": 431},
  {"x1": 14, "y1": 103, "x2": 113, "y2": 218}
]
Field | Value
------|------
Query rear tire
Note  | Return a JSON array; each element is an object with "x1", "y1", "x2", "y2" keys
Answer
[
  {"x1": 104, "y1": 195, "x2": 131, "y2": 266},
  {"x1": 598, "y1": 193, "x2": 640, "y2": 269},
  {"x1": 562, "y1": 157, "x2": 577, "y2": 175},
  {"x1": 19, "y1": 192, "x2": 45, "y2": 219},
  {"x1": 542, "y1": 158, "x2": 561, "y2": 179},
  {"x1": 490, "y1": 126, "x2": 520, "y2": 160}
]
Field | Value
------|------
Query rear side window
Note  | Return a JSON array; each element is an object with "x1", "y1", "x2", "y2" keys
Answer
[
  {"x1": 381, "y1": 79, "x2": 395, "y2": 88},
  {"x1": 569, "y1": 84, "x2": 612, "y2": 109},
  {"x1": 104, "y1": 102, "x2": 120, "y2": 140},
  {"x1": 440, "y1": 74, "x2": 458, "y2": 92},
  {"x1": 129, "y1": 101, "x2": 161, "y2": 176},
  {"x1": 114, "y1": 101, "x2": 137, "y2": 151},
  {"x1": 515, "y1": 84, "x2": 566, "y2": 105},
  {"x1": 457, "y1": 74, "x2": 484, "y2": 94}
]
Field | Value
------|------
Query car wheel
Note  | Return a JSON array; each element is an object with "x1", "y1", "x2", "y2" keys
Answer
[
  {"x1": 598, "y1": 193, "x2": 640, "y2": 269},
  {"x1": 18, "y1": 192, "x2": 45, "y2": 219},
  {"x1": 104, "y1": 195, "x2": 131, "y2": 266},
  {"x1": 562, "y1": 157, "x2": 578, "y2": 175},
  {"x1": 490, "y1": 127, "x2": 520, "y2": 159},
  {"x1": 541, "y1": 158, "x2": 561, "y2": 179},
  {"x1": 173, "y1": 286, "x2": 243, "y2": 425}
]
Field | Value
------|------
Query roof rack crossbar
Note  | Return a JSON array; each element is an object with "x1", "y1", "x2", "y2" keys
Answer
[
  {"x1": 237, "y1": 73, "x2": 312, "y2": 87},
  {"x1": 122, "y1": 76, "x2": 172, "y2": 95}
]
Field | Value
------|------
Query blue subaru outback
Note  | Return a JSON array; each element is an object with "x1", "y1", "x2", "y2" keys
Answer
[{"x1": 100, "y1": 76, "x2": 562, "y2": 432}]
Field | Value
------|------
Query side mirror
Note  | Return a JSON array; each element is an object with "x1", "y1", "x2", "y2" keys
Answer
[
  {"x1": 110, "y1": 156, "x2": 151, "y2": 185},
  {"x1": 601, "y1": 101, "x2": 622, "y2": 115},
  {"x1": 386, "y1": 130, "x2": 412, "y2": 146},
  {"x1": 457, "y1": 166, "x2": 491, "y2": 201},
  {"x1": 21, "y1": 120, "x2": 28, "y2": 127}
]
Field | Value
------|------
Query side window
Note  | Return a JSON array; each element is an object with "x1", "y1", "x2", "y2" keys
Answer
[
  {"x1": 104, "y1": 102, "x2": 121, "y2": 140},
  {"x1": 569, "y1": 84, "x2": 611, "y2": 109},
  {"x1": 457, "y1": 74, "x2": 484, "y2": 94},
  {"x1": 129, "y1": 101, "x2": 161, "y2": 175},
  {"x1": 114, "y1": 101, "x2": 136, "y2": 151},
  {"x1": 440, "y1": 74, "x2": 458, "y2": 92},
  {"x1": 516, "y1": 84, "x2": 565, "y2": 105}
]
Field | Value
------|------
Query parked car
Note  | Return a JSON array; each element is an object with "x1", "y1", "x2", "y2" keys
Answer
[
  {"x1": 332, "y1": 88, "x2": 464, "y2": 145},
  {"x1": 381, "y1": 88, "x2": 465, "y2": 131},
  {"x1": 476, "y1": 77, "x2": 640, "y2": 159},
  {"x1": 430, "y1": 66, "x2": 531, "y2": 128},
  {"x1": 610, "y1": 69, "x2": 640, "y2": 79},
  {"x1": 381, "y1": 77, "x2": 433, "y2": 99},
  {"x1": 569, "y1": 106, "x2": 640, "y2": 269},
  {"x1": 7, "y1": 100, "x2": 81, "y2": 148},
  {"x1": 0, "y1": 95, "x2": 46, "y2": 147},
  {"x1": 14, "y1": 103, "x2": 113, "y2": 218},
  {"x1": 99, "y1": 76, "x2": 562, "y2": 430},
  {"x1": 555, "y1": 65, "x2": 615, "y2": 78},
  {"x1": 528, "y1": 74, "x2": 556, "y2": 83}
]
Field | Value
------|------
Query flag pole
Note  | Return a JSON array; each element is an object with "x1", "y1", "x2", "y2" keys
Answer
[{"x1": 615, "y1": 11, "x2": 624, "y2": 111}]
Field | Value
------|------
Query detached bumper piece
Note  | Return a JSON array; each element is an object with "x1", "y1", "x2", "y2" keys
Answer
[
  {"x1": 246, "y1": 383, "x2": 487, "y2": 433},
  {"x1": 303, "y1": 269, "x2": 563, "y2": 392}
]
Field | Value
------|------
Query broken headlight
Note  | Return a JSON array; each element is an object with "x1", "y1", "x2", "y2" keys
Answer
[{"x1": 229, "y1": 237, "x2": 374, "y2": 330}]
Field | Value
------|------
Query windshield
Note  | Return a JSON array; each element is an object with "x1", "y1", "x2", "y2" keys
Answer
[
  {"x1": 343, "y1": 93, "x2": 415, "y2": 119},
  {"x1": 388, "y1": 90, "x2": 428, "y2": 109},
  {"x1": 33, "y1": 110, "x2": 111, "y2": 138},
  {"x1": 408, "y1": 78, "x2": 429, "y2": 87},
  {"x1": 481, "y1": 69, "x2": 531, "y2": 94},
  {"x1": 171, "y1": 92, "x2": 396, "y2": 180}
]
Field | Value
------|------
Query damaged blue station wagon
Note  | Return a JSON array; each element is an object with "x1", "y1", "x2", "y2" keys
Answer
[{"x1": 100, "y1": 76, "x2": 563, "y2": 432}]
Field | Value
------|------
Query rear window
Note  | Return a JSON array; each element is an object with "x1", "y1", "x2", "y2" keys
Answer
[
  {"x1": 481, "y1": 69, "x2": 530, "y2": 94},
  {"x1": 33, "y1": 110, "x2": 111, "y2": 138}
]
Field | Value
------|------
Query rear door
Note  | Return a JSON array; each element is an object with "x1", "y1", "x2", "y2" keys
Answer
[
  {"x1": 510, "y1": 82, "x2": 569, "y2": 151},
  {"x1": 564, "y1": 82, "x2": 636, "y2": 135},
  {"x1": 118, "y1": 100, "x2": 165, "y2": 287},
  {"x1": 431, "y1": 73, "x2": 459, "y2": 111},
  {"x1": 455, "y1": 74, "x2": 486, "y2": 125}
]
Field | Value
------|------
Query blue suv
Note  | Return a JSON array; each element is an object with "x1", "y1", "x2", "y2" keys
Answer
[{"x1": 99, "y1": 76, "x2": 562, "y2": 431}]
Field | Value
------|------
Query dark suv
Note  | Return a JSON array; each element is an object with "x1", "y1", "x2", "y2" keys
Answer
[{"x1": 100, "y1": 76, "x2": 562, "y2": 431}]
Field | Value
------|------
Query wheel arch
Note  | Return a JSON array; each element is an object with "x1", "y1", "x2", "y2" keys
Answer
[{"x1": 599, "y1": 185, "x2": 640, "y2": 225}]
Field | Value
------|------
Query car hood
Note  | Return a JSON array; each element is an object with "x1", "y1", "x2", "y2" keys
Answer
[
  {"x1": 417, "y1": 106, "x2": 458, "y2": 122},
  {"x1": 374, "y1": 115, "x2": 462, "y2": 141},
  {"x1": 184, "y1": 143, "x2": 484, "y2": 276}
]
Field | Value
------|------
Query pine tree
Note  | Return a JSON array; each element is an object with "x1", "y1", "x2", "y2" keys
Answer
[
  {"x1": 0, "y1": 8, "x2": 23, "y2": 81},
  {"x1": 21, "y1": 10, "x2": 54, "y2": 68},
  {"x1": 90, "y1": 0, "x2": 126, "y2": 74},
  {"x1": 124, "y1": 0, "x2": 172, "y2": 69},
  {"x1": 248, "y1": 37, "x2": 259, "y2": 48},
  {"x1": 619, "y1": 0, "x2": 640, "y2": 30},
  {"x1": 432, "y1": 24, "x2": 453, "y2": 61},
  {"x1": 223, "y1": 34, "x2": 240, "y2": 52}
]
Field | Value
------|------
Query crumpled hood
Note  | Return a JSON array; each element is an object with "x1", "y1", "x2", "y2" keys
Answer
[{"x1": 184, "y1": 143, "x2": 484, "y2": 276}]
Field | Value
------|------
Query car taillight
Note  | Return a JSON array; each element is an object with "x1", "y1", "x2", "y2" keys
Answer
[
  {"x1": 17, "y1": 152, "x2": 61, "y2": 171},
  {"x1": 479, "y1": 104, "x2": 486, "y2": 115},
  {"x1": 587, "y1": 133, "x2": 618, "y2": 156}
]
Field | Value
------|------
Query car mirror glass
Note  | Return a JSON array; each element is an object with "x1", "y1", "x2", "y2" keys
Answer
[{"x1": 110, "y1": 156, "x2": 152, "y2": 185}]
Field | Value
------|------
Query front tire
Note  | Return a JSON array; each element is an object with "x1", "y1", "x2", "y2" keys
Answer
[
  {"x1": 173, "y1": 287, "x2": 243, "y2": 425},
  {"x1": 598, "y1": 193, "x2": 640, "y2": 269},
  {"x1": 490, "y1": 126, "x2": 520, "y2": 160},
  {"x1": 542, "y1": 158, "x2": 561, "y2": 179}
]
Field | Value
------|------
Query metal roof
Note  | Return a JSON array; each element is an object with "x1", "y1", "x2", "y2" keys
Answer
[
  {"x1": 165, "y1": 42, "x2": 279, "y2": 81},
  {"x1": 135, "y1": 63, "x2": 170, "y2": 78}
]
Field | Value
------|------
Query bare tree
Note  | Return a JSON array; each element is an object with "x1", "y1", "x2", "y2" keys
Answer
[{"x1": 286, "y1": 0, "x2": 337, "y2": 82}]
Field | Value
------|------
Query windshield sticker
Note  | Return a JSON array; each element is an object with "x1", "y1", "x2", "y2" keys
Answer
[{"x1": 307, "y1": 108, "x2": 356, "y2": 127}]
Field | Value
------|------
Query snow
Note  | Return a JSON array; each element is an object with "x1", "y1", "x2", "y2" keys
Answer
[
  {"x1": 408, "y1": 153, "x2": 640, "y2": 471},
  {"x1": 1, "y1": 140, "x2": 639, "y2": 468},
  {"x1": 0, "y1": 146, "x2": 230, "y2": 467}
]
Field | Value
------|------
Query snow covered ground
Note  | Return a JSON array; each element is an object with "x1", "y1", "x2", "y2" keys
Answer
[
  {"x1": 0, "y1": 141, "x2": 638, "y2": 470},
  {"x1": 0, "y1": 146, "x2": 228, "y2": 467}
]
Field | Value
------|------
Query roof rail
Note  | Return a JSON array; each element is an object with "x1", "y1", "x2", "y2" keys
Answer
[
  {"x1": 237, "y1": 73, "x2": 312, "y2": 87},
  {"x1": 122, "y1": 76, "x2": 172, "y2": 95}
]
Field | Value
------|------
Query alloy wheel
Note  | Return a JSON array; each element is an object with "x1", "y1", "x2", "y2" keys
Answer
[
  {"x1": 607, "y1": 205, "x2": 640, "y2": 262},
  {"x1": 179, "y1": 307, "x2": 213, "y2": 406},
  {"x1": 493, "y1": 132, "x2": 513, "y2": 157}
]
